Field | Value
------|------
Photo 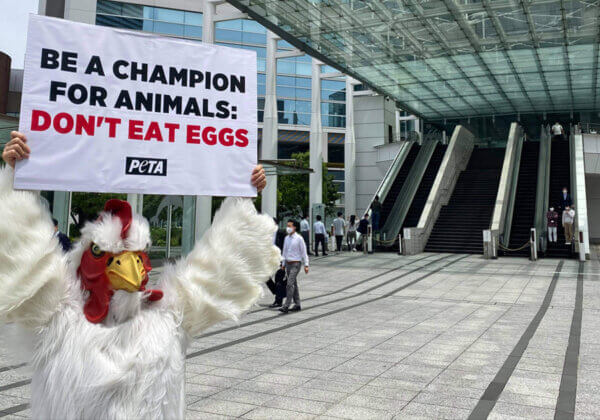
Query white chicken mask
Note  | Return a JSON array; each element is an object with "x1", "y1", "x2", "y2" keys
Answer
[{"x1": 77, "y1": 199, "x2": 162, "y2": 323}]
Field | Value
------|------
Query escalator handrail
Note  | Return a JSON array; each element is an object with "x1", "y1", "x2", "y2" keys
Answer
[
  {"x1": 365, "y1": 141, "x2": 414, "y2": 218},
  {"x1": 380, "y1": 139, "x2": 439, "y2": 242}
]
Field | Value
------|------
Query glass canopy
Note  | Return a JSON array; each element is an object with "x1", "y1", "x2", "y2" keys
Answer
[{"x1": 226, "y1": 0, "x2": 600, "y2": 119}]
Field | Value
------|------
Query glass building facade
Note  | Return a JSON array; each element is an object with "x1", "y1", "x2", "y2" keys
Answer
[{"x1": 96, "y1": 0, "x2": 347, "y2": 133}]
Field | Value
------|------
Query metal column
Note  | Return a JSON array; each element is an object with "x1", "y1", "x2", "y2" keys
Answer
[
  {"x1": 261, "y1": 30, "x2": 278, "y2": 218},
  {"x1": 309, "y1": 58, "x2": 323, "y2": 223},
  {"x1": 344, "y1": 77, "x2": 356, "y2": 218}
]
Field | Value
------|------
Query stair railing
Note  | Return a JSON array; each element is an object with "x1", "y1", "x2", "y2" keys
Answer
[
  {"x1": 487, "y1": 123, "x2": 523, "y2": 258},
  {"x1": 570, "y1": 132, "x2": 590, "y2": 260},
  {"x1": 364, "y1": 140, "x2": 413, "y2": 219},
  {"x1": 378, "y1": 139, "x2": 439, "y2": 245},
  {"x1": 534, "y1": 124, "x2": 551, "y2": 253}
]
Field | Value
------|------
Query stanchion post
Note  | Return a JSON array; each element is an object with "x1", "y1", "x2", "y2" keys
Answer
[
  {"x1": 368, "y1": 225, "x2": 373, "y2": 254},
  {"x1": 530, "y1": 228, "x2": 537, "y2": 261},
  {"x1": 579, "y1": 231, "x2": 585, "y2": 262},
  {"x1": 398, "y1": 234, "x2": 402, "y2": 255}
]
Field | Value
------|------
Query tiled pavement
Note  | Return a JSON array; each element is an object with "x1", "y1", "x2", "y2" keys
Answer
[{"x1": 1, "y1": 251, "x2": 599, "y2": 419}]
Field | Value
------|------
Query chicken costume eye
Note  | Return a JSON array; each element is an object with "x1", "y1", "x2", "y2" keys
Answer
[{"x1": 90, "y1": 243, "x2": 104, "y2": 258}]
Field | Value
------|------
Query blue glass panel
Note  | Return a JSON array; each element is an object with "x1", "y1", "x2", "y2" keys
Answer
[
  {"x1": 296, "y1": 62, "x2": 311, "y2": 76},
  {"x1": 257, "y1": 84, "x2": 265, "y2": 95},
  {"x1": 257, "y1": 59, "x2": 266, "y2": 72},
  {"x1": 295, "y1": 77, "x2": 311, "y2": 87},
  {"x1": 142, "y1": 20, "x2": 154, "y2": 32},
  {"x1": 242, "y1": 19, "x2": 266, "y2": 34},
  {"x1": 184, "y1": 11, "x2": 202, "y2": 26},
  {"x1": 295, "y1": 100, "x2": 310, "y2": 113},
  {"x1": 277, "y1": 60, "x2": 296, "y2": 74},
  {"x1": 216, "y1": 19, "x2": 242, "y2": 30},
  {"x1": 154, "y1": 8, "x2": 184, "y2": 23},
  {"x1": 153, "y1": 21, "x2": 184, "y2": 36},
  {"x1": 183, "y1": 25, "x2": 202, "y2": 38},
  {"x1": 243, "y1": 32, "x2": 266, "y2": 44},
  {"x1": 294, "y1": 88, "x2": 311, "y2": 99},
  {"x1": 277, "y1": 86, "x2": 296, "y2": 97},
  {"x1": 277, "y1": 76, "x2": 296, "y2": 86},
  {"x1": 215, "y1": 29, "x2": 242, "y2": 42},
  {"x1": 257, "y1": 74, "x2": 266, "y2": 84},
  {"x1": 96, "y1": 15, "x2": 143, "y2": 30},
  {"x1": 277, "y1": 40, "x2": 293, "y2": 50},
  {"x1": 322, "y1": 80, "x2": 345, "y2": 90}
]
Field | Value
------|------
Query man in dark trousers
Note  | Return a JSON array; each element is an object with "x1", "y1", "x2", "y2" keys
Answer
[
  {"x1": 313, "y1": 215, "x2": 327, "y2": 256},
  {"x1": 370, "y1": 195, "x2": 382, "y2": 232},
  {"x1": 267, "y1": 218, "x2": 288, "y2": 308},
  {"x1": 357, "y1": 213, "x2": 370, "y2": 254},
  {"x1": 559, "y1": 187, "x2": 572, "y2": 210},
  {"x1": 52, "y1": 218, "x2": 72, "y2": 253}
]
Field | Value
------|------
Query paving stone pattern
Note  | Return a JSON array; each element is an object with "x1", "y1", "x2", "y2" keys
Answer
[{"x1": 0, "y1": 251, "x2": 598, "y2": 419}]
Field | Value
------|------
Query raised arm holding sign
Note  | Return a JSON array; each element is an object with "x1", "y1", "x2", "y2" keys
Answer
[{"x1": 0, "y1": 15, "x2": 280, "y2": 419}]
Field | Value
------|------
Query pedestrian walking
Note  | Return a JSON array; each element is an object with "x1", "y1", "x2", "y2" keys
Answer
[
  {"x1": 546, "y1": 207, "x2": 558, "y2": 243},
  {"x1": 559, "y1": 187, "x2": 572, "y2": 210},
  {"x1": 346, "y1": 215, "x2": 357, "y2": 251},
  {"x1": 279, "y1": 219, "x2": 309, "y2": 314},
  {"x1": 300, "y1": 215, "x2": 312, "y2": 255},
  {"x1": 562, "y1": 206, "x2": 575, "y2": 245},
  {"x1": 332, "y1": 212, "x2": 345, "y2": 252},
  {"x1": 552, "y1": 122, "x2": 565, "y2": 141},
  {"x1": 370, "y1": 195, "x2": 382, "y2": 231},
  {"x1": 357, "y1": 213, "x2": 370, "y2": 254},
  {"x1": 313, "y1": 215, "x2": 327, "y2": 256},
  {"x1": 266, "y1": 218, "x2": 287, "y2": 308}
]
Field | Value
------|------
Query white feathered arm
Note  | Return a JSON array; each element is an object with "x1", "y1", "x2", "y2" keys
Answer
[
  {"x1": 0, "y1": 166, "x2": 68, "y2": 329},
  {"x1": 161, "y1": 197, "x2": 280, "y2": 336}
]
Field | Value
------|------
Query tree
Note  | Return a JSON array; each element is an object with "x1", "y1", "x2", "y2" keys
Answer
[{"x1": 276, "y1": 151, "x2": 340, "y2": 218}]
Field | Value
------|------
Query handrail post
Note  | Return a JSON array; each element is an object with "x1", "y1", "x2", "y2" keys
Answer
[{"x1": 530, "y1": 228, "x2": 537, "y2": 261}]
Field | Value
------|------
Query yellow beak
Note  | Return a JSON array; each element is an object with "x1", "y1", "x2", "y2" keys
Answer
[{"x1": 106, "y1": 251, "x2": 146, "y2": 292}]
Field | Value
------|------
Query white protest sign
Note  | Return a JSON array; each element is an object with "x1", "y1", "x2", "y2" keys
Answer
[{"x1": 15, "y1": 14, "x2": 257, "y2": 196}]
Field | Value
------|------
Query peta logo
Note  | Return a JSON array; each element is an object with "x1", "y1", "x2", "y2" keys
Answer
[{"x1": 125, "y1": 157, "x2": 167, "y2": 176}]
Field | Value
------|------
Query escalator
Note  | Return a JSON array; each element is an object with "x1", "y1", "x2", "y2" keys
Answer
[
  {"x1": 379, "y1": 143, "x2": 421, "y2": 227},
  {"x1": 545, "y1": 139, "x2": 572, "y2": 258},
  {"x1": 402, "y1": 144, "x2": 447, "y2": 229},
  {"x1": 506, "y1": 142, "x2": 539, "y2": 256},
  {"x1": 425, "y1": 148, "x2": 505, "y2": 254}
]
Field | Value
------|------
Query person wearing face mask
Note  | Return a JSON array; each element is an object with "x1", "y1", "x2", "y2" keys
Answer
[
  {"x1": 546, "y1": 206, "x2": 559, "y2": 243},
  {"x1": 562, "y1": 205, "x2": 576, "y2": 245},
  {"x1": 280, "y1": 219, "x2": 309, "y2": 314}
]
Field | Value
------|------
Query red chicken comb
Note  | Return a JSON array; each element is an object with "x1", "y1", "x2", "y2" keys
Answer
[{"x1": 104, "y1": 199, "x2": 132, "y2": 239}]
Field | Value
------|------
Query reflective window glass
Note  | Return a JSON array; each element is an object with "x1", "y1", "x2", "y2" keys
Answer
[
  {"x1": 97, "y1": 0, "x2": 122, "y2": 15},
  {"x1": 154, "y1": 8, "x2": 184, "y2": 23},
  {"x1": 184, "y1": 11, "x2": 202, "y2": 26},
  {"x1": 184, "y1": 25, "x2": 202, "y2": 38},
  {"x1": 154, "y1": 21, "x2": 184, "y2": 36}
]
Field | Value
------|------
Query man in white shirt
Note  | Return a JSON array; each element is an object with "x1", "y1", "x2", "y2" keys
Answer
[
  {"x1": 562, "y1": 205, "x2": 575, "y2": 245},
  {"x1": 552, "y1": 122, "x2": 565, "y2": 141},
  {"x1": 280, "y1": 219, "x2": 309, "y2": 314},
  {"x1": 313, "y1": 215, "x2": 327, "y2": 256},
  {"x1": 332, "y1": 212, "x2": 345, "y2": 252},
  {"x1": 300, "y1": 215, "x2": 312, "y2": 255}
]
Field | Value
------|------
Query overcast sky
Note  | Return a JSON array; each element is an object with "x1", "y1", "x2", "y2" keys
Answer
[{"x1": 0, "y1": 0, "x2": 39, "y2": 69}]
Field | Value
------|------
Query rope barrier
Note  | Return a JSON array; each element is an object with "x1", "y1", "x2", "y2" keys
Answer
[{"x1": 498, "y1": 241, "x2": 531, "y2": 252}]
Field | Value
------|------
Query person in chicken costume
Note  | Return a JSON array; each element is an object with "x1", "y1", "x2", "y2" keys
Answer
[{"x1": 0, "y1": 131, "x2": 281, "y2": 419}]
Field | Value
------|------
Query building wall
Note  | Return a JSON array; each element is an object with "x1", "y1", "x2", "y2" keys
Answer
[
  {"x1": 354, "y1": 94, "x2": 388, "y2": 216},
  {"x1": 585, "y1": 174, "x2": 600, "y2": 242}
]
